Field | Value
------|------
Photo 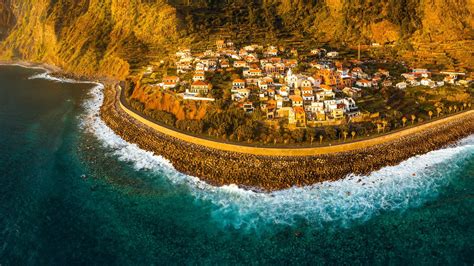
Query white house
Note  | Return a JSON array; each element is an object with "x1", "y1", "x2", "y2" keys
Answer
[
  {"x1": 305, "y1": 101, "x2": 324, "y2": 113},
  {"x1": 279, "y1": 86, "x2": 289, "y2": 97},
  {"x1": 356, "y1": 79, "x2": 372, "y2": 88},
  {"x1": 396, "y1": 82, "x2": 407, "y2": 89},
  {"x1": 162, "y1": 76, "x2": 180, "y2": 89},
  {"x1": 193, "y1": 73, "x2": 205, "y2": 82},
  {"x1": 232, "y1": 79, "x2": 246, "y2": 91},
  {"x1": 303, "y1": 93, "x2": 315, "y2": 102}
]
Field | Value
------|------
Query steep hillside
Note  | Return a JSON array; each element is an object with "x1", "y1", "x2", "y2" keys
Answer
[
  {"x1": 0, "y1": 0, "x2": 472, "y2": 79},
  {"x1": 0, "y1": 1, "x2": 15, "y2": 41},
  {"x1": 0, "y1": 0, "x2": 181, "y2": 79}
]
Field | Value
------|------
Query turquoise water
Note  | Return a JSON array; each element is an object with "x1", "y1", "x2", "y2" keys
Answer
[{"x1": 0, "y1": 65, "x2": 473, "y2": 265}]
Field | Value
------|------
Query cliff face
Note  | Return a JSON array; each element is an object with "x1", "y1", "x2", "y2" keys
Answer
[
  {"x1": 0, "y1": 0, "x2": 472, "y2": 79},
  {"x1": 0, "y1": 0, "x2": 180, "y2": 79}
]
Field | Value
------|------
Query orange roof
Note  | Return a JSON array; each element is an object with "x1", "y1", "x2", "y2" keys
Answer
[
  {"x1": 192, "y1": 80, "x2": 208, "y2": 86},
  {"x1": 320, "y1": 85, "x2": 332, "y2": 91},
  {"x1": 233, "y1": 79, "x2": 245, "y2": 83},
  {"x1": 290, "y1": 95, "x2": 303, "y2": 101},
  {"x1": 163, "y1": 76, "x2": 178, "y2": 81},
  {"x1": 303, "y1": 93, "x2": 313, "y2": 97},
  {"x1": 294, "y1": 107, "x2": 305, "y2": 113}
]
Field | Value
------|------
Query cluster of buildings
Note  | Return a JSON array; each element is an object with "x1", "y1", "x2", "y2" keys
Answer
[
  {"x1": 231, "y1": 68, "x2": 362, "y2": 127},
  {"x1": 158, "y1": 40, "x2": 391, "y2": 127},
  {"x1": 153, "y1": 39, "x2": 470, "y2": 128},
  {"x1": 395, "y1": 69, "x2": 469, "y2": 89}
]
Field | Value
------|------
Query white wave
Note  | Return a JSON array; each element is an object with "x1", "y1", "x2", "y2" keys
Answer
[
  {"x1": 79, "y1": 83, "x2": 474, "y2": 230},
  {"x1": 0, "y1": 63, "x2": 94, "y2": 84},
  {"x1": 28, "y1": 71, "x2": 92, "y2": 84}
]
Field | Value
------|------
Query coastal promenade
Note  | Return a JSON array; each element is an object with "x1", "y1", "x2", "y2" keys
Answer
[{"x1": 117, "y1": 86, "x2": 474, "y2": 157}]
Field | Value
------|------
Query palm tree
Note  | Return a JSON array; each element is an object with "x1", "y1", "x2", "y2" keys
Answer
[
  {"x1": 319, "y1": 135, "x2": 323, "y2": 144},
  {"x1": 411, "y1": 114, "x2": 416, "y2": 125},
  {"x1": 463, "y1": 103, "x2": 467, "y2": 110},
  {"x1": 469, "y1": 103, "x2": 472, "y2": 109},
  {"x1": 351, "y1": 131, "x2": 356, "y2": 140},
  {"x1": 343, "y1": 131, "x2": 348, "y2": 142},
  {"x1": 453, "y1": 105, "x2": 458, "y2": 112},
  {"x1": 449, "y1": 106, "x2": 453, "y2": 113},
  {"x1": 402, "y1": 117, "x2": 407, "y2": 127},
  {"x1": 376, "y1": 124, "x2": 382, "y2": 134},
  {"x1": 436, "y1": 107, "x2": 442, "y2": 117},
  {"x1": 428, "y1": 110, "x2": 433, "y2": 120},
  {"x1": 382, "y1": 120, "x2": 388, "y2": 132}
]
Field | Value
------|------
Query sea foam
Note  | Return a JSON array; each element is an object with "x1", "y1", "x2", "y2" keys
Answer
[
  {"x1": 27, "y1": 68, "x2": 473, "y2": 229},
  {"x1": 79, "y1": 83, "x2": 474, "y2": 229}
]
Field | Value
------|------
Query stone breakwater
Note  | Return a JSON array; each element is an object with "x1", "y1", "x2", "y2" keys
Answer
[{"x1": 100, "y1": 85, "x2": 474, "y2": 191}]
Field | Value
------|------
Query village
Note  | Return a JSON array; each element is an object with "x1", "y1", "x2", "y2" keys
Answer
[{"x1": 141, "y1": 39, "x2": 471, "y2": 130}]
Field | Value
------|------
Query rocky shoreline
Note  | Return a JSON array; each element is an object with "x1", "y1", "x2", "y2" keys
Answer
[{"x1": 101, "y1": 85, "x2": 474, "y2": 192}]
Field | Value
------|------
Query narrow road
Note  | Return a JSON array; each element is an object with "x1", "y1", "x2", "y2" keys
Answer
[{"x1": 117, "y1": 86, "x2": 474, "y2": 157}]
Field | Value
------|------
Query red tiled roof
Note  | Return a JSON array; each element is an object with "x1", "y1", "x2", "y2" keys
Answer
[{"x1": 192, "y1": 80, "x2": 208, "y2": 86}]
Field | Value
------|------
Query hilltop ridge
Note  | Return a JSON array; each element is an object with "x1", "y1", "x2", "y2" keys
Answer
[{"x1": 0, "y1": 0, "x2": 472, "y2": 79}]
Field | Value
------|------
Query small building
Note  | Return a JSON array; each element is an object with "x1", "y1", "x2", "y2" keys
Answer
[
  {"x1": 234, "y1": 61, "x2": 248, "y2": 68},
  {"x1": 232, "y1": 88, "x2": 250, "y2": 101},
  {"x1": 303, "y1": 93, "x2": 315, "y2": 102},
  {"x1": 162, "y1": 76, "x2": 180, "y2": 89},
  {"x1": 242, "y1": 102, "x2": 254, "y2": 113},
  {"x1": 244, "y1": 69, "x2": 263, "y2": 77},
  {"x1": 396, "y1": 82, "x2": 407, "y2": 90},
  {"x1": 412, "y1": 69, "x2": 431, "y2": 78},
  {"x1": 356, "y1": 79, "x2": 372, "y2": 88},
  {"x1": 289, "y1": 95, "x2": 303, "y2": 107},
  {"x1": 331, "y1": 108, "x2": 344, "y2": 120},
  {"x1": 188, "y1": 80, "x2": 212, "y2": 95},
  {"x1": 232, "y1": 79, "x2": 246, "y2": 91},
  {"x1": 289, "y1": 107, "x2": 306, "y2": 127},
  {"x1": 421, "y1": 78, "x2": 435, "y2": 87},
  {"x1": 220, "y1": 60, "x2": 230, "y2": 68},
  {"x1": 193, "y1": 73, "x2": 205, "y2": 82},
  {"x1": 342, "y1": 87, "x2": 362, "y2": 98},
  {"x1": 279, "y1": 86, "x2": 289, "y2": 97}
]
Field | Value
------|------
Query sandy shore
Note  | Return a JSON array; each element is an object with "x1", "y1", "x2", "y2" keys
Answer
[{"x1": 101, "y1": 85, "x2": 474, "y2": 191}]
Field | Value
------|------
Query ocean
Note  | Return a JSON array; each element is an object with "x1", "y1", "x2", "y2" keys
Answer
[{"x1": 0, "y1": 65, "x2": 473, "y2": 264}]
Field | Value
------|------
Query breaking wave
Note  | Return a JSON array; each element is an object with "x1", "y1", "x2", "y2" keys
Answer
[
  {"x1": 25, "y1": 65, "x2": 472, "y2": 230},
  {"x1": 79, "y1": 84, "x2": 474, "y2": 230}
]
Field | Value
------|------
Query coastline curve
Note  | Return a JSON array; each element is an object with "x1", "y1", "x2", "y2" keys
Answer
[{"x1": 117, "y1": 86, "x2": 474, "y2": 157}]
